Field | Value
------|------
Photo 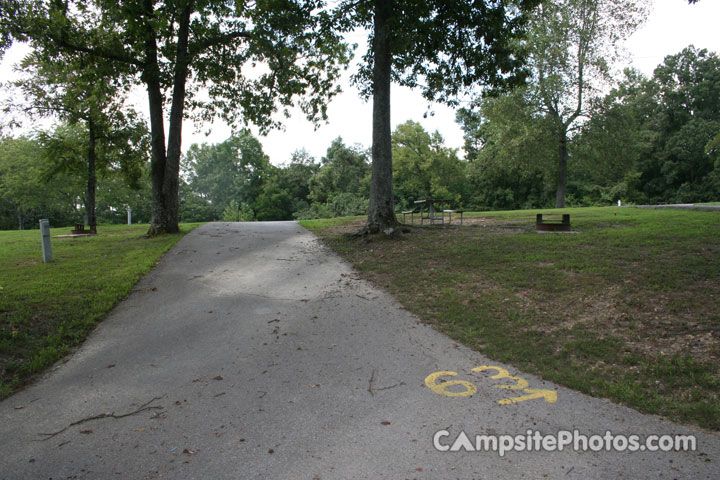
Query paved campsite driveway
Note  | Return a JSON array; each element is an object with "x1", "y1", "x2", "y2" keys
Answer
[{"x1": 1, "y1": 222, "x2": 718, "y2": 479}]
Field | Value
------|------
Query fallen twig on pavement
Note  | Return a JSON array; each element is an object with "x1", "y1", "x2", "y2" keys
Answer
[{"x1": 37, "y1": 395, "x2": 167, "y2": 440}]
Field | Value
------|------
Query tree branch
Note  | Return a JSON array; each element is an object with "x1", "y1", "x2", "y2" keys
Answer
[
  {"x1": 189, "y1": 30, "x2": 251, "y2": 58},
  {"x1": 51, "y1": 36, "x2": 144, "y2": 67},
  {"x1": 5, "y1": 14, "x2": 140, "y2": 67},
  {"x1": 21, "y1": 104, "x2": 90, "y2": 119},
  {"x1": 567, "y1": 2, "x2": 600, "y2": 128},
  {"x1": 537, "y1": 64, "x2": 559, "y2": 119},
  {"x1": 37, "y1": 395, "x2": 166, "y2": 440}
]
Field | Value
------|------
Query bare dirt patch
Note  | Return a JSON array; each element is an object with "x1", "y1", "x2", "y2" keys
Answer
[{"x1": 15, "y1": 259, "x2": 40, "y2": 267}]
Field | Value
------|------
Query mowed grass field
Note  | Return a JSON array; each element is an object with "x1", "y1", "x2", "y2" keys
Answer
[
  {"x1": 302, "y1": 207, "x2": 720, "y2": 430},
  {"x1": 0, "y1": 223, "x2": 200, "y2": 398}
]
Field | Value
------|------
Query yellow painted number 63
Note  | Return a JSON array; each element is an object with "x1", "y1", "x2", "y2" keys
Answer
[{"x1": 425, "y1": 366, "x2": 557, "y2": 405}]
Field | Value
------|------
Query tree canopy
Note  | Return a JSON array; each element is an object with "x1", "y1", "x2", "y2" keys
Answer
[
  {"x1": 1, "y1": 2, "x2": 718, "y2": 232},
  {"x1": 336, "y1": 0, "x2": 539, "y2": 233},
  {"x1": 184, "y1": 131, "x2": 272, "y2": 218},
  {"x1": 1, "y1": 0, "x2": 351, "y2": 234},
  {"x1": 627, "y1": 46, "x2": 720, "y2": 202},
  {"x1": 459, "y1": 44, "x2": 720, "y2": 207},
  {"x1": 392, "y1": 120, "x2": 466, "y2": 207},
  {"x1": 520, "y1": 0, "x2": 649, "y2": 207},
  {"x1": 5, "y1": 49, "x2": 148, "y2": 228}
]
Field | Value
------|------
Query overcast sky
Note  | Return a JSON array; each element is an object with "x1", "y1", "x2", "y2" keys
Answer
[{"x1": 2, "y1": 0, "x2": 719, "y2": 165}]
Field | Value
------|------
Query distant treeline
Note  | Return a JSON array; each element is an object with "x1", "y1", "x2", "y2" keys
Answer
[
  {"x1": 1, "y1": 45, "x2": 718, "y2": 230},
  {"x1": 457, "y1": 46, "x2": 720, "y2": 210},
  {"x1": 0, "y1": 134, "x2": 150, "y2": 230}
]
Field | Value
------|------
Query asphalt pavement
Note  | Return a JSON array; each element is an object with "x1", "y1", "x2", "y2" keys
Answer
[{"x1": 1, "y1": 221, "x2": 718, "y2": 479}]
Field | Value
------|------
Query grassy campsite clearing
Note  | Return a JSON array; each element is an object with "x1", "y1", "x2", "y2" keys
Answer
[{"x1": 302, "y1": 207, "x2": 720, "y2": 430}]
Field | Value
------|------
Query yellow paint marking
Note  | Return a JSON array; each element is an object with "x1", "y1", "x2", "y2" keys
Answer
[
  {"x1": 472, "y1": 365, "x2": 508, "y2": 377},
  {"x1": 494, "y1": 377, "x2": 529, "y2": 390},
  {"x1": 425, "y1": 366, "x2": 558, "y2": 405},
  {"x1": 472, "y1": 366, "x2": 529, "y2": 390},
  {"x1": 498, "y1": 388, "x2": 557, "y2": 405},
  {"x1": 425, "y1": 371, "x2": 478, "y2": 397}
]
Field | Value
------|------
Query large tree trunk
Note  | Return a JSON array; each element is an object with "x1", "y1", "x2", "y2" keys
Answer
[
  {"x1": 555, "y1": 129, "x2": 568, "y2": 208},
  {"x1": 143, "y1": 0, "x2": 171, "y2": 236},
  {"x1": 365, "y1": 0, "x2": 397, "y2": 234},
  {"x1": 146, "y1": 74, "x2": 169, "y2": 235},
  {"x1": 144, "y1": 0, "x2": 192, "y2": 235},
  {"x1": 87, "y1": 118, "x2": 97, "y2": 229},
  {"x1": 162, "y1": 0, "x2": 194, "y2": 235}
]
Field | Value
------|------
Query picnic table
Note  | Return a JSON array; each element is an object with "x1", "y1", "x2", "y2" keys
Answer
[
  {"x1": 71, "y1": 223, "x2": 97, "y2": 235},
  {"x1": 401, "y1": 199, "x2": 463, "y2": 225}
]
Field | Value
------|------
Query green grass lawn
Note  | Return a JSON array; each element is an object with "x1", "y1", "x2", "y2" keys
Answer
[
  {"x1": 0, "y1": 223, "x2": 201, "y2": 398},
  {"x1": 302, "y1": 207, "x2": 720, "y2": 430}
]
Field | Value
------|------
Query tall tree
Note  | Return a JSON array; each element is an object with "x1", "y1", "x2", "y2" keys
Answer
[
  {"x1": 342, "y1": 0, "x2": 539, "y2": 234},
  {"x1": 5, "y1": 51, "x2": 146, "y2": 229},
  {"x1": 575, "y1": 47, "x2": 720, "y2": 204},
  {"x1": 2, "y1": 0, "x2": 350, "y2": 235},
  {"x1": 37, "y1": 121, "x2": 149, "y2": 224},
  {"x1": 524, "y1": 0, "x2": 648, "y2": 207}
]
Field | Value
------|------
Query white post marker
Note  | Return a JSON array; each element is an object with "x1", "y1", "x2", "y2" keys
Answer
[
  {"x1": 127, "y1": 206, "x2": 132, "y2": 225},
  {"x1": 618, "y1": 200, "x2": 622, "y2": 207},
  {"x1": 39, "y1": 219, "x2": 52, "y2": 263}
]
